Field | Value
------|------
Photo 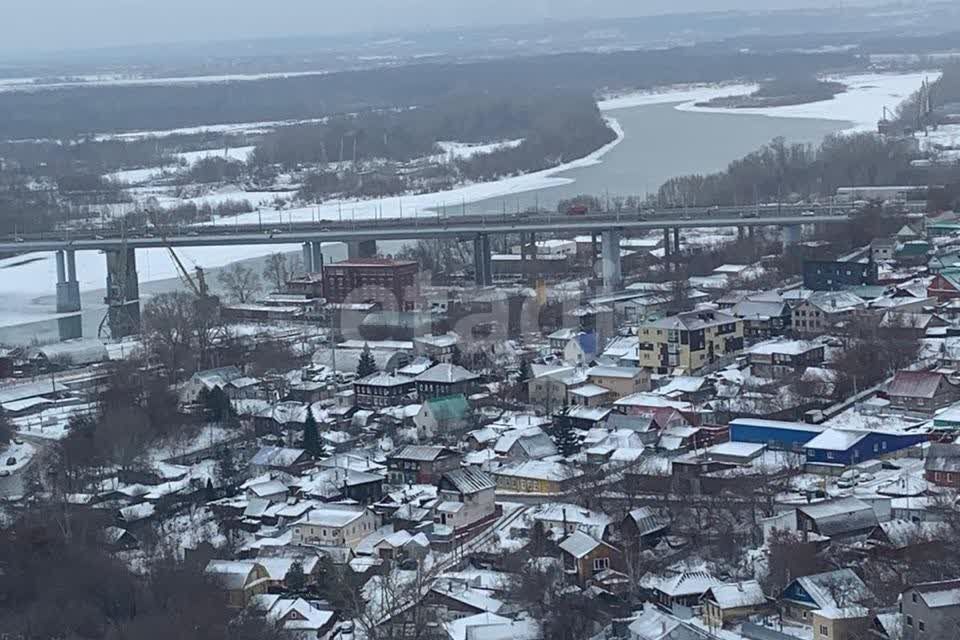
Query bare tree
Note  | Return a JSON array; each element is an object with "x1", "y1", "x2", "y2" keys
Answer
[
  {"x1": 216, "y1": 262, "x2": 262, "y2": 303},
  {"x1": 263, "y1": 252, "x2": 292, "y2": 292}
]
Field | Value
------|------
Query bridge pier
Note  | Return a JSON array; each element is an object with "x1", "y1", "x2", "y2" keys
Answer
[
  {"x1": 601, "y1": 229, "x2": 622, "y2": 292},
  {"x1": 520, "y1": 232, "x2": 536, "y2": 261},
  {"x1": 783, "y1": 224, "x2": 802, "y2": 247},
  {"x1": 104, "y1": 248, "x2": 140, "y2": 338},
  {"x1": 473, "y1": 234, "x2": 493, "y2": 286},
  {"x1": 738, "y1": 226, "x2": 746, "y2": 240},
  {"x1": 311, "y1": 242, "x2": 324, "y2": 275},
  {"x1": 55, "y1": 249, "x2": 82, "y2": 339},
  {"x1": 672, "y1": 227, "x2": 681, "y2": 255},
  {"x1": 748, "y1": 226, "x2": 755, "y2": 239},
  {"x1": 663, "y1": 228, "x2": 672, "y2": 272},
  {"x1": 347, "y1": 240, "x2": 377, "y2": 260},
  {"x1": 302, "y1": 242, "x2": 314, "y2": 273},
  {"x1": 302, "y1": 242, "x2": 325, "y2": 274}
]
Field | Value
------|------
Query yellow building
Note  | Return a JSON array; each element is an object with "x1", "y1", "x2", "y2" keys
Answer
[
  {"x1": 493, "y1": 460, "x2": 583, "y2": 495},
  {"x1": 636, "y1": 310, "x2": 744, "y2": 374}
]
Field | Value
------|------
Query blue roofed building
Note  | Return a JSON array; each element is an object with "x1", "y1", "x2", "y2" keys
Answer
[
  {"x1": 564, "y1": 331, "x2": 599, "y2": 366},
  {"x1": 729, "y1": 418, "x2": 826, "y2": 452},
  {"x1": 803, "y1": 428, "x2": 928, "y2": 467}
]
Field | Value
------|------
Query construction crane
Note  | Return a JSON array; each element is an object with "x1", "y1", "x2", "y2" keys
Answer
[{"x1": 145, "y1": 209, "x2": 210, "y2": 299}]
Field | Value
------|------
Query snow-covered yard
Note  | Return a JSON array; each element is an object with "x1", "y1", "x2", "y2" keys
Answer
[{"x1": 0, "y1": 440, "x2": 36, "y2": 474}]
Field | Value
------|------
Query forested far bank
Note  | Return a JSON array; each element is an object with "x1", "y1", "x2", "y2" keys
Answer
[
  {"x1": 0, "y1": 48, "x2": 857, "y2": 141},
  {"x1": 655, "y1": 133, "x2": 925, "y2": 208}
]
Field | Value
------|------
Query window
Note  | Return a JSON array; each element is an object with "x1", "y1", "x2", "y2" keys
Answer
[
  {"x1": 912, "y1": 593, "x2": 918, "y2": 603},
  {"x1": 802, "y1": 611, "x2": 808, "y2": 619},
  {"x1": 918, "y1": 620, "x2": 925, "y2": 632},
  {"x1": 819, "y1": 625, "x2": 829, "y2": 636},
  {"x1": 907, "y1": 615, "x2": 913, "y2": 627},
  {"x1": 593, "y1": 557, "x2": 610, "y2": 572}
]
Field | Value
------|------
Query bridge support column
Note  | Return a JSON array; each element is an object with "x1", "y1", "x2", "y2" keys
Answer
[
  {"x1": 105, "y1": 248, "x2": 140, "y2": 338},
  {"x1": 473, "y1": 234, "x2": 493, "y2": 286},
  {"x1": 601, "y1": 229, "x2": 623, "y2": 293},
  {"x1": 302, "y1": 242, "x2": 314, "y2": 273},
  {"x1": 311, "y1": 242, "x2": 324, "y2": 275},
  {"x1": 347, "y1": 239, "x2": 377, "y2": 260},
  {"x1": 55, "y1": 249, "x2": 82, "y2": 339},
  {"x1": 738, "y1": 226, "x2": 746, "y2": 240},
  {"x1": 672, "y1": 227, "x2": 681, "y2": 255},
  {"x1": 663, "y1": 228, "x2": 672, "y2": 272},
  {"x1": 783, "y1": 224, "x2": 802, "y2": 247},
  {"x1": 748, "y1": 226, "x2": 755, "y2": 239}
]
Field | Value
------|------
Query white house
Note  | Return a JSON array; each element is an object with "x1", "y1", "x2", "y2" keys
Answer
[
  {"x1": 436, "y1": 467, "x2": 497, "y2": 532},
  {"x1": 290, "y1": 505, "x2": 378, "y2": 549}
]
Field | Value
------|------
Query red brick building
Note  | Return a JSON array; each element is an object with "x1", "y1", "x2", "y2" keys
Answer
[
  {"x1": 926, "y1": 443, "x2": 960, "y2": 488},
  {"x1": 928, "y1": 273, "x2": 960, "y2": 302},
  {"x1": 323, "y1": 259, "x2": 419, "y2": 311}
]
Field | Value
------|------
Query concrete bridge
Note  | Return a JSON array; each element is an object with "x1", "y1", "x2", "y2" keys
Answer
[{"x1": 1, "y1": 205, "x2": 851, "y2": 339}]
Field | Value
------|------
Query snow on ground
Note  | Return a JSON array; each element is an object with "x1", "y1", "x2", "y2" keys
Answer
[
  {"x1": 0, "y1": 70, "x2": 332, "y2": 94},
  {"x1": 12, "y1": 401, "x2": 96, "y2": 440},
  {"x1": 435, "y1": 139, "x2": 524, "y2": 160},
  {"x1": 677, "y1": 71, "x2": 941, "y2": 132},
  {"x1": 107, "y1": 147, "x2": 258, "y2": 185},
  {"x1": 598, "y1": 82, "x2": 759, "y2": 111},
  {"x1": 221, "y1": 116, "x2": 626, "y2": 229},
  {"x1": 175, "y1": 145, "x2": 257, "y2": 165},
  {"x1": 0, "y1": 441, "x2": 35, "y2": 473},
  {"x1": 92, "y1": 117, "x2": 328, "y2": 142}
]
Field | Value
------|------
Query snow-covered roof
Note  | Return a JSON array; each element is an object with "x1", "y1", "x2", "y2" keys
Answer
[
  {"x1": 565, "y1": 406, "x2": 612, "y2": 422},
  {"x1": 788, "y1": 569, "x2": 869, "y2": 612},
  {"x1": 495, "y1": 460, "x2": 581, "y2": 482},
  {"x1": 655, "y1": 376, "x2": 708, "y2": 395},
  {"x1": 250, "y1": 446, "x2": 305, "y2": 469},
  {"x1": 587, "y1": 365, "x2": 642, "y2": 379},
  {"x1": 356, "y1": 372, "x2": 413, "y2": 387},
  {"x1": 748, "y1": 339, "x2": 822, "y2": 356},
  {"x1": 414, "y1": 333, "x2": 459, "y2": 348},
  {"x1": 704, "y1": 580, "x2": 767, "y2": 609},
  {"x1": 649, "y1": 570, "x2": 721, "y2": 598},
  {"x1": 298, "y1": 506, "x2": 367, "y2": 528},
  {"x1": 415, "y1": 363, "x2": 480, "y2": 384},
  {"x1": 559, "y1": 530, "x2": 603, "y2": 559},
  {"x1": 444, "y1": 613, "x2": 540, "y2": 640},
  {"x1": 803, "y1": 428, "x2": 870, "y2": 451},
  {"x1": 615, "y1": 393, "x2": 692, "y2": 411},
  {"x1": 912, "y1": 580, "x2": 960, "y2": 609},
  {"x1": 705, "y1": 441, "x2": 766, "y2": 459},
  {"x1": 443, "y1": 467, "x2": 495, "y2": 494},
  {"x1": 645, "y1": 310, "x2": 738, "y2": 331},
  {"x1": 797, "y1": 498, "x2": 878, "y2": 537},
  {"x1": 805, "y1": 290, "x2": 865, "y2": 313},
  {"x1": 568, "y1": 383, "x2": 611, "y2": 398}
]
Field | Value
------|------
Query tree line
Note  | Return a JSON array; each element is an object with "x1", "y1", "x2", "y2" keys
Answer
[
  {"x1": 283, "y1": 92, "x2": 614, "y2": 200},
  {"x1": 0, "y1": 49, "x2": 857, "y2": 141},
  {"x1": 655, "y1": 133, "x2": 921, "y2": 207}
]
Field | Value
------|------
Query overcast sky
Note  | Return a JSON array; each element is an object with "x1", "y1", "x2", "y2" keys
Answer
[{"x1": 1, "y1": 0, "x2": 887, "y2": 55}]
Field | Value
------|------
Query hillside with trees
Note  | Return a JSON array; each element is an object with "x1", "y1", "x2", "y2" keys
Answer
[{"x1": 655, "y1": 133, "x2": 921, "y2": 207}]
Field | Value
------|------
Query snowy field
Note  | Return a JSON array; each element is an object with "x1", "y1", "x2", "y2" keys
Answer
[
  {"x1": 0, "y1": 70, "x2": 332, "y2": 93},
  {"x1": 107, "y1": 146, "x2": 258, "y2": 185},
  {"x1": 0, "y1": 441, "x2": 35, "y2": 473},
  {"x1": 0, "y1": 71, "x2": 934, "y2": 331},
  {"x1": 676, "y1": 71, "x2": 941, "y2": 132}
]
